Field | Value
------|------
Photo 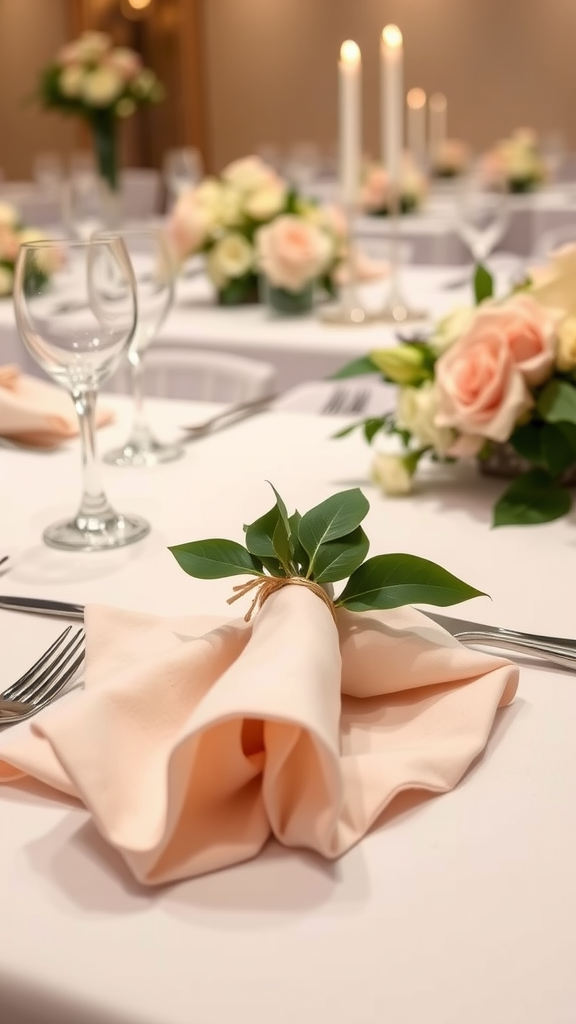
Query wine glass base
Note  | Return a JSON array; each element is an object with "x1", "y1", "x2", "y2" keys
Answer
[
  {"x1": 320, "y1": 304, "x2": 371, "y2": 326},
  {"x1": 377, "y1": 302, "x2": 428, "y2": 323},
  {"x1": 103, "y1": 438, "x2": 185, "y2": 467},
  {"x1": 43, "y1": 513, "x2": 150, "y2": 552}
]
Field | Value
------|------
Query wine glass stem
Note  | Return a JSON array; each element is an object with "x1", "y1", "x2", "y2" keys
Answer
[
  {"x1": 130, "y1": 359, "x2": 153, "y2": 447},
  {"x1": 74, "y1": 390, "x2": 115, "y2": 522}
]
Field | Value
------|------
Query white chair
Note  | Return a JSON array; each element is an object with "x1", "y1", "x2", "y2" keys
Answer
[
  {"x1": 121, "y1": 169, "x2": 162, "y2": 221},
  {"x1": 112, "y1": 347, "x2": 277, "y2": 403}
]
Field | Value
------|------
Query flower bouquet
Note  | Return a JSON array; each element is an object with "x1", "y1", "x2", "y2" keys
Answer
[
  {"x1": 37, "y1": 31, "x2": 163, "y2": 198},
  {"x1": 0, "y1": 202, "x2": 53, "y2": 296},
  {"x1": 360, "y1": 154, "x2": 426, "y2": 216},
  {"x1": 169, "y1": 156, "x2": 344, "y2": 307},
  {"x1": 482, "y1": 128, "x2": 546, "y2": 194},
  {"x1": 334, "y1": 249, "x2": 576, "y2": 526},
  {"x1": 431, "y1": 138, "x2": 470, "y2": 180}
]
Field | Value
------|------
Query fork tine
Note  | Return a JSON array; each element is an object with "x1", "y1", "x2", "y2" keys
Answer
[
  {"x1": 29, "y1": 644, "x2": 85, "y2": 711},
  {"x1": 17, "y1": 630, "x2": 85, "y2": 704},
  {"x1": 1, "y1": 626, "x2": 73, "y2": 701}
]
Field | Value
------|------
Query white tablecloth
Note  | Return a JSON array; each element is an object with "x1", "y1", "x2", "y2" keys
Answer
[
  {"x1": 0, "y1": 266, "x2": 480, "y2": 395},
  {"x1": 0, "y1": 396, "x2": 575, "y2": 1024}
]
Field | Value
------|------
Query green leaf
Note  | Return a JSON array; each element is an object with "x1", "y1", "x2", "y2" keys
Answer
[
  {"x1": 336, "y1": 553, "x2": 485, "y2": 611},
  {"x1": 298, "y1": 489, "x2": 370, "y2": 575},
  {"x1": 169, "y1": 539, "x2": 264, "y2": 579},
  {"x1": 474, "y1": 263, "x2": 494, "y2": 305},
  {"x1": 267, "y1": 482, "x2": 290, "y2": 535},
  {"x1": 537, "y1": 380, "x2": 576, "y2": 425},
  {"x1": 259, "y1": 556, "x2": 286, "y2": 576},
  {"x1": 493, "y1": 470, "x2": 572, "y2": 526},
  {"x1": 541, "y1": 423, "x2": 576, "y2": 476},
  {"x1": 509, "y1": 422, "x2": 543, "y2": 465},
  {"x1": 330, "y1": 356, "x2": 380, "y2": 379},
  {"x1": 313, "y1": 526, "x2": 370, "y2": 584},
  {"x1": 364, "y1": 417, "x2": 387, "y2": 443},
  {"x1": 289, "y1": 510, "x2": 309, "y2": 575},
  {"x1": 245, "y1": 504, "x2": 280, "y2": 559},
  {"x1": 272, "y1": 517, "x2": 292, "y2": 573}
]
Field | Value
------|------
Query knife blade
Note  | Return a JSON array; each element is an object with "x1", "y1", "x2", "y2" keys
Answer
[
  {"x1": 418, "y1": 608, "x2": 576, "y2": 669},
  {"x1": 0, "y1": 596, "x2": 85, "y2": 620}
]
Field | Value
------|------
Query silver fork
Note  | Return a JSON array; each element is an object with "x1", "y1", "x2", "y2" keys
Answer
[{"x1": 0, "y1": 626, "x2": 85, "y2": 723}]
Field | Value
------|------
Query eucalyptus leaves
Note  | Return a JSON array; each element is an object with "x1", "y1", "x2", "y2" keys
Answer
[{"x1": 169, "y1": 485, "x2": 484, "y2": 614}]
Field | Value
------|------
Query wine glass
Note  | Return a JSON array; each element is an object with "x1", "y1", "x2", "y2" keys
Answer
[
  {"x1": 13, "y1": 238, "x2": 150, "y2": 551},
  {"x1": 97, "y1": 227, "x2": 183, "y2": 467},
  {"x1": 454, "y1": 169, "x2": 510, "y2": 267},
  {"x1": 163, "y1": 148, "x2": 203, "y2": 204},
  {"x1": 62, "y1": 172, "x2": 107, "y2": 241}
]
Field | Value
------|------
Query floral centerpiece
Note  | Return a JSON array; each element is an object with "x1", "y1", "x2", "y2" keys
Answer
[
  {"x1": 37, "y1": 31, "x2": 163, "y2": 201},
  {"x1": 482, "y1": 128, "x2": 546, "y2": 194},
  {"x1": 169, "y1": 155, "x2": 344, "y2": 306},
  {"x1": 334, "y1": 250, "x2": 576, "y2": 526},
  {"x1": 360, "y1": 154, "x2": 426, "y2": 216},
  {"x1": 0, "y1": 202, "x2": 52, "y2": 296},
  {"x1": 431, "y1": 138, "x2": 470, "y2": 179}
]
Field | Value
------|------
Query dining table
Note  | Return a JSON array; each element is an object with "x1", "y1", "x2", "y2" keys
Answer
[
  {"x1": 0, "y1": 263, "x2": 506, "y2": 397},
  {"x1": 0, "y1": 393, "x2": 575, "y2": 1024}
]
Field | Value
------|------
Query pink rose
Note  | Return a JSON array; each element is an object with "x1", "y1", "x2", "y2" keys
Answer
[
  {"x1": 168, "y1": 194, "x2": 211, "y2": 262},
  {"x1": 494, "y1": 294, "x2": 556, "y2": 385},
  {"x1": 256, "y1": 215, "x2": 331, "y2": 292},
  {"x1": 107, "y1": 48, "x2": 142, "y2": 82},
  {"x1": 361, "y1": 166, "x2": 390, "y2": 212},
  {"x1": 435, "y1": 307, "x2": 536, "y2": 446},
  {"x1": 0, "y1": 226, "x2": 20, "y2": 262}
]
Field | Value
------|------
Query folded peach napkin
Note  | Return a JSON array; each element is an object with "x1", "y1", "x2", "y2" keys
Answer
[
  {"x1": 0, "y1": 587, "x2": 518, "y2": 885},
  {"x1": 0, "y1": 365, "x2": 113, "y2": 448}
]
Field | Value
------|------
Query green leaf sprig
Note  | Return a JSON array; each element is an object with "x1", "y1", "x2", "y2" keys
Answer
[{"x1": 169, "y1": 484, "x2": 484, "y2": 614}]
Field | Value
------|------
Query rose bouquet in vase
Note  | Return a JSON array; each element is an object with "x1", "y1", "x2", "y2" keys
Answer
[
  {"x1": 169, "y1": 156, "x2": 344, "y2": 307},
  {"x1": 431, "y1": 139, "x2": 470, "y2": 180},
  {"x1": 360, "y1": 153, "x2": 427, "y2": 216},
  {"x1": 482, "y1": 128, "x2": 546, "y2": 194},
  {"x1": 334, "y1": 251, "x2": 576, "y2": 526},
  {"x1": 38, "y1": 31, "x2": 163, "y2": 218}
]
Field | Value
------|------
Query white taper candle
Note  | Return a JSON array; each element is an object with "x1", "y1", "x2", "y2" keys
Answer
[
  {"x1": 429, "y1": 92, "x2": 447, "y2": 166},
  {"x1": 339, "y1": 40, "x2": 361, "y2": 207},
  {"x1": 407, "y1": 87, "x2": 427, "y2": 173},
  {"x1": 381, "y1": 24, "x2": 404, "y2": 186}
]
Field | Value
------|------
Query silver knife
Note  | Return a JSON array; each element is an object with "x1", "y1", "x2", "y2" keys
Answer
[
  {"x1": 0, "y1": 596, "x2": 84, "y2": 620},
  {"x1": 419, "y1": 609, "x2": 576, "y2": 670}
]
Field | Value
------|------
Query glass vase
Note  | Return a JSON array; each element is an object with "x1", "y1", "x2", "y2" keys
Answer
[
  {"x1": 478, "y1": 441, "x2": 576, "y2": 485},
  {"x1": 261, "y1": 276, "x2": 315, "y2": 317}
]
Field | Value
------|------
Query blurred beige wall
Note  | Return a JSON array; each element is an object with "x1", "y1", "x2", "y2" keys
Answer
[
  {"x1": 202, "y1": 0, "x2": 576, "y2": 170},
  {"x1": 0, "y1": 0, "x2": 77, "y2": 180}
]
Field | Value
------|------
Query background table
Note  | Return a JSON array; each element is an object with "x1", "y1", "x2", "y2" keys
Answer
[{"x1": 0, "y1": 396, "x2": 575, "y2": 1024}]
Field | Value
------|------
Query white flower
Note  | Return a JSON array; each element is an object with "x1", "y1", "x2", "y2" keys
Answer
[
  {"x1": 244, "y1": 182, "x2": 287, "y2": 221},
  {"x1": 131, "y1": 69, "x2": 157, "y2": 99},
  {"x1": 371, "y1": 452, "x2": 414, "y2": 496},
  {"x1": 206, "y1": 233, "x2": 253, "y2": 289},
  {"x1": 107, "y1": 47, "x2": 141, "y2": 82},
  {"x1": 0, "y1": 266, "x2": 13, "y2": 297},
  {"x1": 17, "y1": 228, "x2": 47, "y2": 245},
  {"x1": 218, "y1": 185, "x2": 243, "y2": 227},
  {"x1": 556, "y1": 316, "x2": 576, "y2": 372},
  {"x1": 430, "y1": 305, "x2": 475, "y2": 354},
  {"x1": 397, "y1": 382, "x2": 453, "y2": 455},
  {"x1": 222, "y1": 155, "x2": 279, "y2": 194},
  {"x1": 75, "y1": 31, "x2": 111, "y2": 63},
  {"x1": 59, "y1": 64, "x2": 84, "y2": 99},
  {"x1": 0, "y1": 202, "x2": 19, "y2": 228},
  {"x1": 82, "y1": 66, "x2": 123, "y2": 107}
]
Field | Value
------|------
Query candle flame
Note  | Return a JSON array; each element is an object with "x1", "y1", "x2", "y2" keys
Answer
[
  {"x1": 340, "y1": 39, "x2": 361, "y2": 64},
  {"x1": 407, "y1": 88, "x2": 426, "y2": 110},
  {"x1": 430, "y1": 92, "x2": 447, "y2": 113},
  {"x1": 382, "y1": 24, "x2": 403, "y2": 49}
]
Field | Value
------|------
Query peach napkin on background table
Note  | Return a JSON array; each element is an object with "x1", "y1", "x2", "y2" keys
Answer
[
  {"x1": 0, "y1": 586, "x2": 518, "y2": 885},
  {"x1": 0, "y1": 364, "x2": 113, "y2": 448}
]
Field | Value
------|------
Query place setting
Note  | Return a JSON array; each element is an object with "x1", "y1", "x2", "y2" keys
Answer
[{"x1": 2, "y1": 9, "x2": 576, "y2": 1024}]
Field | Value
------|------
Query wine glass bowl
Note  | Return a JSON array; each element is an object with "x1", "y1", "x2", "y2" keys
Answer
[
  {"x1": 454, "y1": 171, "x2": 510, "y2": 265},
  {"x1": 14, "y1": 238, "x2": 150, "y2": 551}
]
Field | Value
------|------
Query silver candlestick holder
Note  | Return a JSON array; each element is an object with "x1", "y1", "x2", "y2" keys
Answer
[
  {"x1": 377, "y1": 184, "x2": 427, "y2": 323},
  {"x1": 320, "y1": 202, "x2": 369, "y2": 326}
]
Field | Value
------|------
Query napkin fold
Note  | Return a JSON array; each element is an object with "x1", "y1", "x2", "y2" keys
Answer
[
  {"x1": 0, "y1": 588, "x2": 518, "y2": 885},
  {"x1": 0, "y1": 365, "x2": 113, "y2": 448}
]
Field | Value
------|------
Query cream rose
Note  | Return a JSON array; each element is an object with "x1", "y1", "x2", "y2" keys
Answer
[
  {"x1": 0, "y1": 202, "x2": 19, "y2": 228},
  {"x1": 82, "y1": 66, "x2": 123, "y2": 107},
  {"x1": 206, "y1": 233, "x2": 253, "y2": 289},
  {"x1": 222, "y1": 156, "x2": 277, "y2": 195},
  {"x1": 371, "y1": 452, "x2": 414, "y2": 496},
  {"x1": 256, "y1": 215, "x2": 331, "y2": 292},
  {"x1": 435, "y1": 307, "x2": 535, "y2": 445},
  {"x1": 244, "y1": 182, "x2": 287, "y2": 221},
  {"x1": 76, "y1": 31, "x2": 111, "y2": 62},
  {"x1": 217, "y1": 185, "x2": 243, "y2": 228},
  {"x1": 0, "y1": 266, "x2": 14, "y2": 298},
  {"x1": 59, "y1": 64, "x2": 85, "y2": 99},
  {"x1": 397, "y1": 383, "x2": 453, "y2": 455},
  {"x1": 431, "y1": 306, "x2": 475, "y2": 354},
  {"x1": 529, "y1": 243, "x2": 576, "y2": 319},
  {"x1": 556, "y1": 317, "x2": 576, "y2": 372}
]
